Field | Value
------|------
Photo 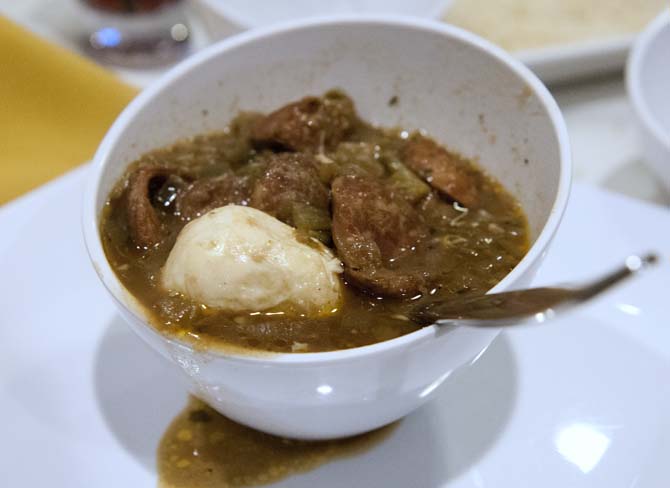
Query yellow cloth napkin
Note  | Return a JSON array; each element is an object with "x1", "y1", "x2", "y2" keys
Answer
[{"x1": 0, "y1": 16, "x2": 138, "y2": 204}]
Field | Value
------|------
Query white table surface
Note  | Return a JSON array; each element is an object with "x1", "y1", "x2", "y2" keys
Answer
[{"x1": 2, "y1": 0, "x2": 669, "y2": 207}]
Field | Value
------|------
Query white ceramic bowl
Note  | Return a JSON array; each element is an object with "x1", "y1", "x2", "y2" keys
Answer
[
  {"x1": 627, "y1": 10, "x2": 670, "y2": 193},
  {"x1": 83, "y1": 16, "x2": 571, "y2": 440},
  {"x1": 192, "y1": 0, "x2": 452, "y2": 39}
]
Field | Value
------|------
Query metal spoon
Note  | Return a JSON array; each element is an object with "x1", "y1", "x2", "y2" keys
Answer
[{"x1": 411, "y1": 253, "x2": 659, "y2": 328}]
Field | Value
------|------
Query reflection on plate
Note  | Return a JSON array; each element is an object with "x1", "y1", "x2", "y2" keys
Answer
[{"x1": 0, "y1": 167, "x2": 668, "y2": 487}]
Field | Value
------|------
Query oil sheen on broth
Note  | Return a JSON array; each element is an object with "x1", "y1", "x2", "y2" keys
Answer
[{"x1": 101, "y1": 90, "x2": 529, "y2": 353}]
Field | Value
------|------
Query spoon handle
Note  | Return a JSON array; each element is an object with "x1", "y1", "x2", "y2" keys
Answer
[
  {"x1": 571, "y1": 253, "x2": 657, "y2": 301},
  {"x1": 412, "y1": 253, "x2": 659, "y2": 328}
]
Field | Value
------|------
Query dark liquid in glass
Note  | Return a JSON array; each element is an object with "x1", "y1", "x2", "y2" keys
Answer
[{"x1": 84, "y1": 0, "x2": 180, "y2": 14}]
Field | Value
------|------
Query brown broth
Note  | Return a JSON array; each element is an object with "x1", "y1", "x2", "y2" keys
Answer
[
  {"x1": 158, "y1": 397, "x2": 397, "y2": 488},
  {"x1": 101, "y1": 95, "x2": 529, "y2": 353}
]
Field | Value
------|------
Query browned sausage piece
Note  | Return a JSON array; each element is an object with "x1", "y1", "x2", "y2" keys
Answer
[
  {"x1": 125, "y1": 166, "x2": 177, "y2": 250},
  {"x1": 249, "y1": 153, "x2": 329, "y2": 226},
  {"x1": 177, "y1": 173, "x2": 251, "y2": 221},
  {"x1": 251, "y1": 91, "x2": 357, "y2": 152},
  {"x1": 331, "y1": 175, "x2": 430, "y2": 297},
  {"x1": 403, "y1": 135, "x2": 479, "y2": 208}
]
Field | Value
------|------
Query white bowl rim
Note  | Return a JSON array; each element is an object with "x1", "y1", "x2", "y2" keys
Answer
[
  {"x1": 626, "y1": 10, "x2": 670, "y2": 154},
  {"x1": 83, "y1": 14, "x2": 572, "y2": 365}
]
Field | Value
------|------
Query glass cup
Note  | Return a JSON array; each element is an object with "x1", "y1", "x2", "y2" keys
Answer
[{"x1": 80, "y1": 0, "x2": 190, "y2": 68}]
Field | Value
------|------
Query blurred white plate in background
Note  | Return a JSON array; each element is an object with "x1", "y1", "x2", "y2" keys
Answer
[
  {"x1": 204, "y1": 0, "x2": 451, "y2": 28},
  {"x1": 192, "y1": 0, "x2": 661, "y2": 84},
  {"x1": 517, "y1": 36, "x2": 633, "y2": 84},
  {"x1": 193, "y1": 0, "x2": 451, "y2": 39}
]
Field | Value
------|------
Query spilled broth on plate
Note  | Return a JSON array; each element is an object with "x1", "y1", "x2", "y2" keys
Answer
[{"x1": 158, "y1": 397, "x2": 397, "y2": 487}]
